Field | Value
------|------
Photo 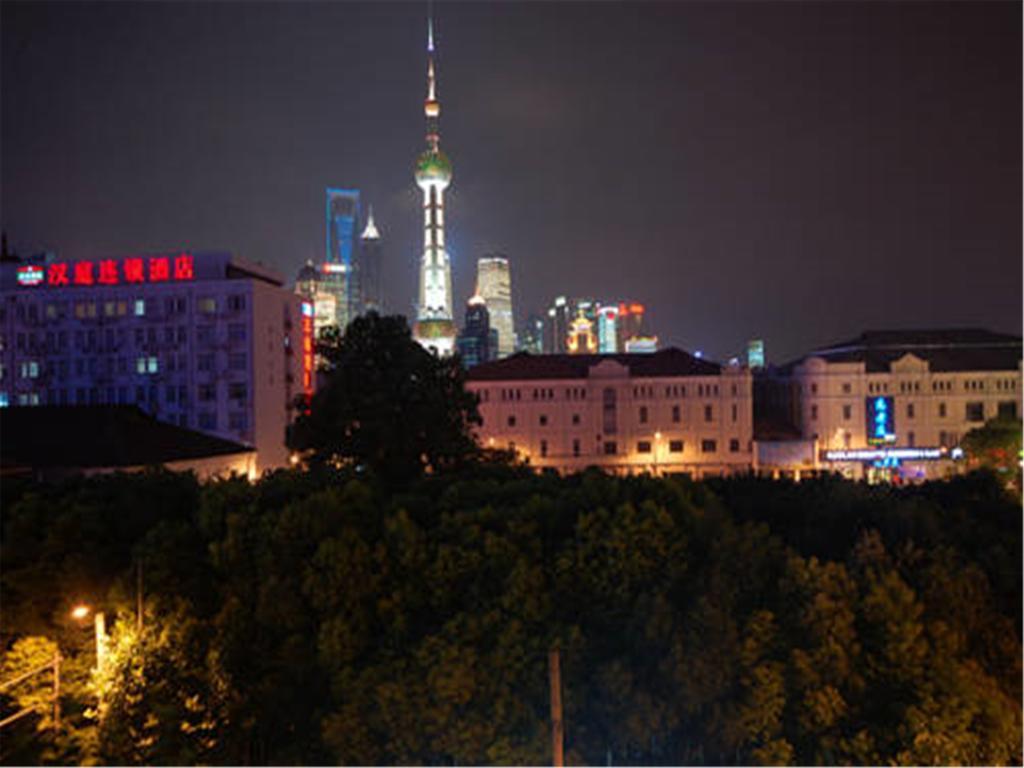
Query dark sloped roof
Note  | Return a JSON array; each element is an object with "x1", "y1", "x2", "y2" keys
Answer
[
  {"x1": 466, "y1": 348, "x2": 722, "y2": 381},
  {"x1": 789, "y1": 328, "x2": 1022, "y2": 373},
  {"x1": 0, "y1": 406, "x2": 253, "y2": 470}
]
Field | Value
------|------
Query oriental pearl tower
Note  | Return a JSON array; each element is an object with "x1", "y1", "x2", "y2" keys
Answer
[{"x1": 412, "y1": 12, "x2": 457, "y2": 355}]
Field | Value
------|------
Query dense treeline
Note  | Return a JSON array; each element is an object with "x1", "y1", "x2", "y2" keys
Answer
[{"x1": 2, "y1": 465, "x2": 1020, "y2": 765}]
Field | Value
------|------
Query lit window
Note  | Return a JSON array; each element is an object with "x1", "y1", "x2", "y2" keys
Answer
[
  {"x1": 136, "y1": 357, "x2": 147, "y2": 374},
  {"x1": 134, "y1": 299, "x2": 146, "y2": 316},
  {"x1": 199, "y1": 298, "x2": 217, "y2": 314},
  {"x1": 0, "y1": 392, "x2": 8, "y2": 407},
  {"x1": 147, "y1": 356, "x2": 158, "y2": 374}
]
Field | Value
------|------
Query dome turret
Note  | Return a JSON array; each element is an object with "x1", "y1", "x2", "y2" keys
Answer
[{"x1": 415, "y1": 149, "x2": 452, "y2": 189}]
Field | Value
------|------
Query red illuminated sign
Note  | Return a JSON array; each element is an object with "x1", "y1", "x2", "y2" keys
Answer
[
  {"x1": 301, "y1": 303, "x2": 315, "y2": 397},
  {"x1": 21, "y1": 254, "x2": 196, "y2": 289},
  {"x1": 16, "y1": 265, "x2": 45, "y2": 286}
]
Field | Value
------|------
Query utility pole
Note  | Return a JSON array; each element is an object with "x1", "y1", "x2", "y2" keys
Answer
[
  {"x1": 136, "y1": 560, "x2": 143, "y2": 634},
  {"x1": 52, "y1": 651, "x2": 61, "y2": 728},
  {"x1": 549, "y1": 643, "x2": 564, "y2": 767}
]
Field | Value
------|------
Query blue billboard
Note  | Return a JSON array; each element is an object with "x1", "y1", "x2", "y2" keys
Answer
[{"x1": 865, "y1": 396, "x2": 895, "y2": 444}]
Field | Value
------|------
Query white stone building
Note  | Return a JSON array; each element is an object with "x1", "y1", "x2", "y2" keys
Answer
[
  {"x1": 778, "y1": 329, "x2": 1022, "y2": 481},
  {"x1": 466, "y1": 348, "x2": 754, "y2": 477}
]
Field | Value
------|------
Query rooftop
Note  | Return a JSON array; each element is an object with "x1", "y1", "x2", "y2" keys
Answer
[
  {"x1": 791, "y1": 328, "x2": 1022, "y2": 373},
  {"x1": 0, "y1": 406, "x2": 253, "y2": 471},
  {"x1": 466, "y1": 348, "x2": 724, "y2": 381}
]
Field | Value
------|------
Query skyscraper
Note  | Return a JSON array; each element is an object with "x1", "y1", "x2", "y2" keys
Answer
[
  {"x1": 616, "y1": 302, "x2": 646, "y2": 350},
  {"x1": 476, "y1": 254, "x2": 515, "y2": 358},
  {"x1": 456, "y1": 295, "x2": 498, "y2": 368},
  {"x1": 597, "y1": 305, "x2": 619, "y2": 353},
  {"x1": 567, "y1": 309, "x2": 598, "y2": 354},
  {"x1": 360, "y1": 206, "x2": 382, "y2": 313},
  {"x1": 412, "y1": 14, "x2": 456, "y2": 355},
  {"x1": 325, "y1": 187, "x2": 361, "y2": 330},
  {"x1": 519, "y1": 313, "x2": 544, "y2": 354},
  {"x1": 545, "y1": 296, "x2": 571, "y2": 354}
]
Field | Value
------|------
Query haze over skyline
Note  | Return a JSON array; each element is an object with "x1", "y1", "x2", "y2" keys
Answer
[{"x1": 2, "y1": 1, "x2": 1020, "y2": 362}]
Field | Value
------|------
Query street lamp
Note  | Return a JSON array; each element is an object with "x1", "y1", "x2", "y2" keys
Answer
[{"x1": 70, "y1": 604, "x2": 107, "y2": 673}]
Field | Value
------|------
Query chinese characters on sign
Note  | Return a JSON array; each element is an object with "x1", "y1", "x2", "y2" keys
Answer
[
  {"x1": 865, "y1": 396, "x2": 895, "y2": 445},
  {"x1": 301, "y1": 302, "x2": 315, "y2": 397},
  {"x1": 34, "y1": 254, "x2": 196, "y2": 288}
]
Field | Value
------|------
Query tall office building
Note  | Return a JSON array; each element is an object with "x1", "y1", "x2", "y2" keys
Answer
[
  {"x1": 360, "y1": 207, "x2": 382, "y2": 313},
  {"x1": 476, "y1": 254, "x2": 515, "y2": 358},
  {"x1": 519, "y1": 313, "x2": 544, "y2": 355},
  {"x1": 747, "y1": 339, "x2": 765, "y2": 369},
  {"x1": 325, "y1": 188, "x2": 361, "y2": 330},
  {"x1": 545, "y1": 296, "x2": 571, "y2": 354},
  {"x1": 616, "y1": 302, "x2": 646, "y2": 350},
  {"x1": 412, "y1": 14, "x2": 456, "y2": 355},
  {"x1": 597, "y1": 305, "x2": 619, "y2": 353},
  {"x1": 456, "y1": 295, "x2": 498, "y2": 368},
  {"x1": 293, "y1": 261, "x2": 338, "y2": 339}
]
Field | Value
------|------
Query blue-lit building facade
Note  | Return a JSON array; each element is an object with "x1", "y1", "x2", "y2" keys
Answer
[
  {"x1": 456, "y1": 296, "x2": 498, "y2": 368},
  {"x1": 325, "y1": 187, "x2": 362, "y2": 330},
  {"x1": 0, "y1": 251, "x2": 312, "y2": 473}
]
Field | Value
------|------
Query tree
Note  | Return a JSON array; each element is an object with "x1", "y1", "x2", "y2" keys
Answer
[
  {"x1": 961, "y1": 416, "x2": 1022, "y2": 489},
  {"x1": 288, "y1": 313, "x2": 482, "y2": 487}
]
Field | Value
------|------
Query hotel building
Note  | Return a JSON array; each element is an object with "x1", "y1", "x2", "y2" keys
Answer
[
  {"x1": 466, "y1": 348, "x2": 754, "y2": 477},
  {"x1": 767, "y1": 329, "x2": 1022, "y2": 481},
  {"x1": 0, "y1": 251, "x2": 313, "y2": 473}
]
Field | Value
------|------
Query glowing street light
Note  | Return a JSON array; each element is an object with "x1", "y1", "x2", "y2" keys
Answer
[{"x1": 70, "y1": 604, "x2": 107, "y2": 673}]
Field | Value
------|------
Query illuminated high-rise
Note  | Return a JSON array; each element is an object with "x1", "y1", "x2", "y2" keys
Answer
[
  {"x1": 476, "y1": 254, "x2": 514, "y2": 357},
  {"x1": 597, "y1": 305, "x2": 619, "y2": 353},
  {"x1": 325, "y1": 187, "x2": 361, "y2": 330},
  {"x1": 412, "y1": 14, "x2": 456, "y2": 355},
  {"x1": 360, "y1": 206, "x2": 382, "y2": 313}
]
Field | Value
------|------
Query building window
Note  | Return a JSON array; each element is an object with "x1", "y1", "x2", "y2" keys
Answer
[
  {"x1": 637, "y1": 441, "x2": 652, "y2": 453},
  {"x1": 229, "y1": 353, "x2": 247, "y2": 371},
  {"x1": 572, "y1": 413, "x2": 580, "y2": 425},
  {"x1": 540, "y1": 440, "x2": 548, "y2": 458},
  {"x1": 198, "y1": 354, "x2": 214, "y2": 372},
  {"x1": 199, "y1": 384, "x2": 215, "y2": 402},
  {"x1": 704, "y1": 404, "x2": 713, "y2": 422},
  {"x1": 701, "y1": 439, "x2": 717, "y2": 453},
  {"x1": 907, "y1": 431, "x2": 915, "y2": 447},
  {"x1": 228, "y1": 323, "x2": 246, "y2": 342},
  {"x1": 134, "y1": 299, "x2": 146, "y2": 316},
  {"x1": 731, "y1": 403, "x2": 738, "y2": 422},
  {"x1": 602, "y1": 387, "x2": 617, "y2": 435},
  {"x1": 672, "y1": 404, "x2": 680, "y2": 423},
  {"x1": 729, "y1": 438, "x2": 740, "y2": 452},
  {"x1": 669, "y1": 439, "x2": 683, "y2": 453},
  {"x1": 842, "y1": 404, "x2": 852, "y2": 420},
  {"x1": 572, "y1": 439, "x2": 580, "y2": 457},
  {"x1": 810, "y1": 383, "x2": 818, "y2": 394},
  {"x1": 603, "y1": 441, "x2": 617, "y2": 455},
  {"x1": 147, "y1": 356, "x2": 158, "y2": 374},
  {"x1": 507, "y1": 415, "x2": 516, "y2": 427},
  {"x1": 998, "y1": 401, "x2": 1018, "y2": 419},
  {"x1": 198, "y1": 412, "x2": 217, "y2": 430},
  {"x1": 539, "y1": 414, "x2": 548, "y2": 426},
  {"x1": 136, "y1": 357, "x2": 147, "y2": 374},
  {"x1": 965, "y1": 402, "x2": 984, "y2": 422},
  {"x1": 842, "y1": 382, "x2": 851, "y2": 394},
  {"x1": 228, "y1": 294, "x2": 246, "y2": 312},
  {"x1": 907, "y1": 403, "x2": 915, "y2": 419},
  {"x1": 639, "y1": 405, "x2": 648, "y2": 424},
  {"x1": 938, "y1": 402, "x2": 947, "y2": 418},
  {"x1": 19, "y1": 361, "x2": 39, "y2": 379},
  {"x1": 228, "y1": 382, "x2": 247, "y2": 402},
  {"x1": 810, "y1": 404, "x2": 818, "y2": 420},
  {"x1": 229, "y1": 412, "x2": 248, "y2": 432},
  {"x1": 198, "y1": 297, "x2": 217, "y2": 314}
]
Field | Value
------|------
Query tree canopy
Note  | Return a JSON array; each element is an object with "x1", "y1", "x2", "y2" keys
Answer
[{"x1": 287, "y1": 313, "x2": 481, "y2": 487}]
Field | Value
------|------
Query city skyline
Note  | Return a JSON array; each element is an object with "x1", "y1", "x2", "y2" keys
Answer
[{"x1": 2, "y1": 1, "x2": 1020, "y2": 363}]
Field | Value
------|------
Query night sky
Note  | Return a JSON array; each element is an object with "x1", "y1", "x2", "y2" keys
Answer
[{"x1": 2, "y1": 1, "x2": 1020, "y2": 363}]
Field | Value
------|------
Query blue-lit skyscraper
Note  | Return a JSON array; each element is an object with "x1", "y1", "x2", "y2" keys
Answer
[{"x1": 325, "y1": 187, "x2": 361, "y2": 330}]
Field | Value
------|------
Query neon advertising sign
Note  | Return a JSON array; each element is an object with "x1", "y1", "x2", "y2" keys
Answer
[
  {"x1": 19, "y1": 253, "x2": 196, "y2": 288},
  {"x1": 300, "y1": 302, "x2": 315, "y2": 398},
  {"x1": 865, "y1": 396, "x2": 895, "y2": 445}
]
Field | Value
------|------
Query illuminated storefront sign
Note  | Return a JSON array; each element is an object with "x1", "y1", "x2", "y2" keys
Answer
[
  {"x1": 322, "y1": 263, "x2": 348, "y2": 274},
  {"x1": 301, "y1": 302, "x2": 315, "y2": 396},
  {"x1": 823, "y1": 447, "x2": 947, "y2": 462},
  {"x1": 865, "y1": 396, "x2": 895, "y2": 444},
  {"x1": 18, "y1": 254, "x2": 196, "y2": 288},
  {"x1": 16, "y1": 265, "x2": 45, "y2": 286}
]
